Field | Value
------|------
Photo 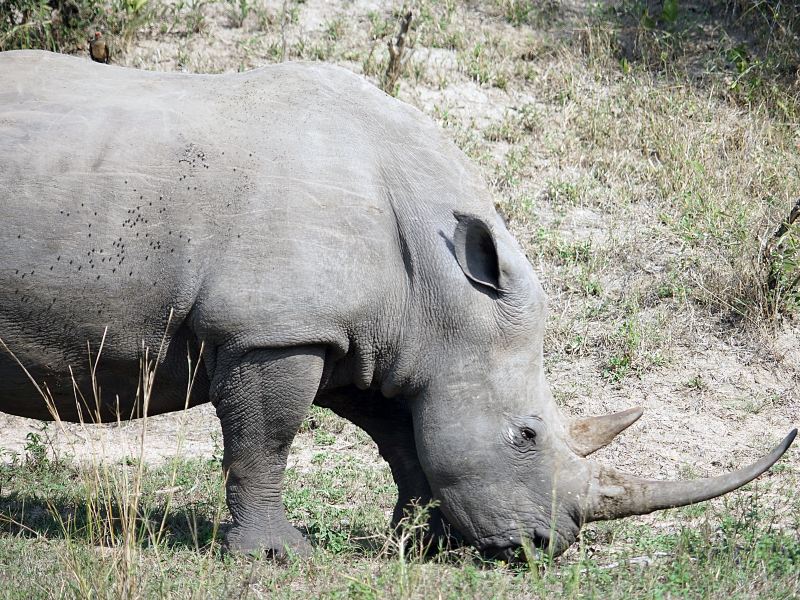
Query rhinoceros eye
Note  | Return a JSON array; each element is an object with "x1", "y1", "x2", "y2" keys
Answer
[{"x1": 506, "y1": 416, "x2": 543, "y2": 450}]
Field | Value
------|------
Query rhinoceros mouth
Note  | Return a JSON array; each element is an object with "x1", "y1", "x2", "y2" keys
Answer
[{"x1": 474, "y1": 525, "x2": 565, "y2": 561}]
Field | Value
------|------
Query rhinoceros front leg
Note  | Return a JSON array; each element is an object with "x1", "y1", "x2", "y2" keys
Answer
[
  {"x1": 211, "y1": 346, "x2": 325, "y2": 558},
  {"x1": 318, "y1": 390, "x2": 461, "y2": 552}
]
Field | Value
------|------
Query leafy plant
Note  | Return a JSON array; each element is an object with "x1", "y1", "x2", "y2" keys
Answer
[
  {"x1": 226, "y1": 0, "x2": 251, "y2": 28},
  {"x1": 23, "y1": 429, "x2": 49, "y2": 472},
  {"x1": 661, "y1": 0, "x2": 678, "y2": 24}
]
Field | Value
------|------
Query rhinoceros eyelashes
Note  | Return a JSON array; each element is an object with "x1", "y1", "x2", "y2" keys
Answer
[
  {"x1": 506, "y1": 415, "x2": 544, "y2": 452},
  {"x1": 508, "y1": 428, "x2": 536, "y2": 451},
  {"x1": 453, "y1": 213, "x2": 501, "y2": 292}
]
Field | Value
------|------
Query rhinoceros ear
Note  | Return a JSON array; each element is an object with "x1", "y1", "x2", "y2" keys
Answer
[{"x1": 453, "y1": 213, "x2": 503, "y2": 291}]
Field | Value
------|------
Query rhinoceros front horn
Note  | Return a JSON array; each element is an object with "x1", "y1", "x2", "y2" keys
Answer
[
  {"x1": 585, "y1": 429, "x2": 797, "y2": 522},
  {"x1": 568, "y1": 406, "x2": 644, "y2": 457}
]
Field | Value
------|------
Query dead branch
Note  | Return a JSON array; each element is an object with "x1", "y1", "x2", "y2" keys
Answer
[
  {"x1": 279, "y1": 0, "x2": 289, "y2": 62},
  {"x1": 762, "y1": 197, "x2": 800, "y2": 291},
  {"x1": 382, "y1": 11, "x2": 413, "y2": 94}
]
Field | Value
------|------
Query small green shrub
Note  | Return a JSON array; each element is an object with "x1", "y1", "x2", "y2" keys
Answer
[
  {"x1": 0, "y1": 0, "x2": 105, "y2": 51},
  {"x1": 1, "y1": 0, "x2": 155, "y2": 53}
]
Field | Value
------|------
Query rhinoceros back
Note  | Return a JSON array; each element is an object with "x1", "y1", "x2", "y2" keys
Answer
[{"x1": 0, "y1": 51, "x2": 462, "y2": 420}]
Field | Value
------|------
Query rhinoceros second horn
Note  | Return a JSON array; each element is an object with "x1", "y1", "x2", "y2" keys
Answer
[{"x1": 568, "y1": 406, "x2": 644, "y2": 457}]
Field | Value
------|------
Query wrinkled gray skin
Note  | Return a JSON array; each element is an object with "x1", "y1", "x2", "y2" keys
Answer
[{"x1": 0, "y1": 51, "x2": 794, "y2": 561}]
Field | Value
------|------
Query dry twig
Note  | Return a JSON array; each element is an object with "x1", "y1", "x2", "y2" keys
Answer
[
  {"x1": 279, "y1": 0, "x2": 289, "y2": 62},
  {"x1": 762, "y1": 197, "x2": 800, "y2": 292},
  {"x1": 382, "y1": 11, "x2": 413, "y2": 94}
]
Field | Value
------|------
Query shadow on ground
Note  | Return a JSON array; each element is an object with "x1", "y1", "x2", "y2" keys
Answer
[
  {"x1": 575, "y1": 0, "x2": 800, "y2": 116},
  {"x1": 0, "y1": 492, "x2": 223, "y2": 550}
]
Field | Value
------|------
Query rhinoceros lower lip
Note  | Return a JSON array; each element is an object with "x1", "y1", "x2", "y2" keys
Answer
[
  {"x1": 474, "y1": 532, "x2": 532, "y2": 553},
  {"x1": 474, "y1": 526, "x2": 563, "y2": 560},
  {"x1": 480, "y1": 544, "x2": 520, "y2": 563}
]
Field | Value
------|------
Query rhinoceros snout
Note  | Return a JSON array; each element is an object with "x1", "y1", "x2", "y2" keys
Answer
[{"x1": 475, "y1": 526, "x2": 567, "y2": 562}]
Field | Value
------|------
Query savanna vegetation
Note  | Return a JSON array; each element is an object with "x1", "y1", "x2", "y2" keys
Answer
[{"x1": 1, "y1": 1, "x2": 799, "y2": 598}]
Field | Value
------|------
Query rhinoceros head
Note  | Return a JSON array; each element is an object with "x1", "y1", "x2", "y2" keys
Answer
[{"x1": 408, "y1": 213, "x2": 796, "y2": 560}]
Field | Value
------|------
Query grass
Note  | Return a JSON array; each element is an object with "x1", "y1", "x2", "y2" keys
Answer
[
  {"x1": 494, "y1": 0, "x2": 561, "y2": 28},
  {"x1": 2, "y1": 0, "x2": 800, "y2": 596},
  {"x1": 1, "y1": 418, "x2": 797, "y2": 598}
]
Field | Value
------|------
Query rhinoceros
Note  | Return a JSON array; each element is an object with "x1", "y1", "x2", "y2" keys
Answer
[{"x1": 0, "y1": 50, "x2": 795, "y2": 560}]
